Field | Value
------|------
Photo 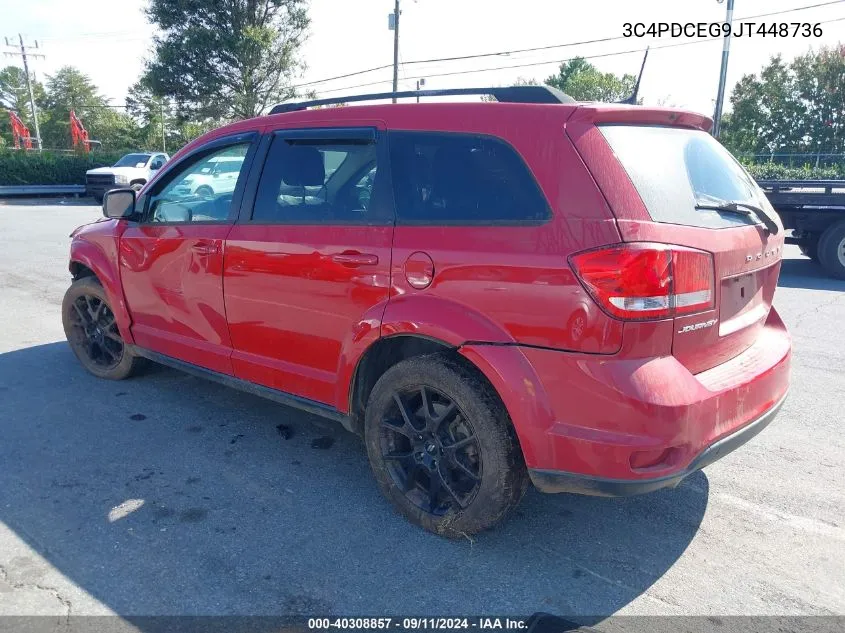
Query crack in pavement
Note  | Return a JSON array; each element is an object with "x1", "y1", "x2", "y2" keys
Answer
[
  {"x1": 0, "y1": 562, "x2": 73, "y2": 621},
  {"x1": 790, "y1": 292, "x2": 845, "y2": 329}
]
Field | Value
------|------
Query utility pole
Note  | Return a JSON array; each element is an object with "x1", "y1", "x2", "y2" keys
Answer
[
  {"x1": 3, "y1": 34, "x2": 45, "y2": 151},
  {"x1": 160, "y1": 100, "x2": 166, "y2": 152},
  {"x1": 391, "y1": 0, "x2": 400, "y2": 103},
  {"x1": 712, "y1": 0, "x2": 735, "y2": 139}
]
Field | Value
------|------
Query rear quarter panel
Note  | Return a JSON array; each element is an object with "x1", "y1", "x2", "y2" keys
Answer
[{"x1": 381, "y1": 103, "x2": 625, "y2": 354}]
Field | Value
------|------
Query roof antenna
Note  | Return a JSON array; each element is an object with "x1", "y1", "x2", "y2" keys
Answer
[{"x1": 618, "y1": 47, "x2": 649, "y2": 105}]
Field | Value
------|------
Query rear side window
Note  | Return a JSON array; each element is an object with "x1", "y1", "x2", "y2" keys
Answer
[
  {"x1": 252, "y1": 135, "x2": 380, "y2": 224},
  {"x1": 600, "y1": 125, "x2": 770, "y2": 229},
  {"x1": 389, "y1": 131, "x2": 551, "y2": 225}
]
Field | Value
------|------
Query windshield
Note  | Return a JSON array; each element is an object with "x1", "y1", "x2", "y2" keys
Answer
[
  {"x1": 600, "y1": 125, "x2": 773, "y2": 229},
  {"x1": 113, "y1": 153, "x2": 151, "y2": 168}
]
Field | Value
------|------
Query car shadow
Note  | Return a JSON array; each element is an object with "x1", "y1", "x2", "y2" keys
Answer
[
  {"x1": 778, "y1": 257, "x2": 845, "y2": 291},
  {"x1": 0, "y1": 342, "x2": 709, "y2": 627}
]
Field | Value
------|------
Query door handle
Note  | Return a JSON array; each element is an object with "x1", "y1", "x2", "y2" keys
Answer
[
  {"x1": 332, "y1": 252, "x2": 379, "y2": 267},
  {"x1": 192, "y1": 240, "x2": 220, "y2": 255}
]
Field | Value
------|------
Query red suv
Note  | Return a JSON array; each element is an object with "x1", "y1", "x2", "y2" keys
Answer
[{"x1": 63, "y1": 87, "x2": 791, "y2": 537}]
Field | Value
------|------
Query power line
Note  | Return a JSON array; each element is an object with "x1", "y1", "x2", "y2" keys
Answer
[
  {"x1": 313, "y1": 15, "x2": 845, "y2": 96},
  {"x1": 291, "y1": 0, "x2": 845, "y2": 91}
]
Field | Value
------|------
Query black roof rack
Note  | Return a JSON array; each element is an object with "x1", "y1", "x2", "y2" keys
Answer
[{"x1": 269, "y1": 85, "x2": 574, "y2": 115}]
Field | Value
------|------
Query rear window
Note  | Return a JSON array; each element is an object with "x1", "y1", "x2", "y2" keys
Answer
[
  {"x1": 389, "y1": 131, "x2": 551, "y2": 225},
  {"x1": 600, "y1": 125, "x2": 770, "y2": 229}
]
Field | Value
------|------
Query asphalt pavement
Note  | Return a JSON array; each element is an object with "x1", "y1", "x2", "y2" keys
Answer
[{"x1": 0, "y1": 199, "x2": 843, "y2": 622}]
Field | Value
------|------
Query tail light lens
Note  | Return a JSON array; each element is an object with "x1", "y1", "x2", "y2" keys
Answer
[{"x1": 569, "y1": 243, "x2": 714, "y2": 320}]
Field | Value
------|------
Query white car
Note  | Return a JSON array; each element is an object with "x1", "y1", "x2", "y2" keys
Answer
[
  {"x1": 170, "y1": 156, "x2": 243, "y2": 199},
  {"x1": 85, "y1": 152, "x2": 169, "y2": 202}
]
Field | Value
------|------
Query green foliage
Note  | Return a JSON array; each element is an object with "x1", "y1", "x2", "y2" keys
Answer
[
  {"x1": 143, "y1": 0, "x2": 310, "y2": 120},
  {"x1": 0, "y1": 149, "x2": 124, "y2": 186},
  {"x1": 0, "y1": 65, "x2": 149, "y2": 152},
  {"x1": 37, "y1": 66, "x2": 152, "y2": 152},
  {"x1": 0, "y1": 66, "x2": 46, "y2": 144},
  {"x1": 545, "y1": 58, "x2": 636, "y2": 103},
  {"x1": 743, "y1": 161, "x2": 844, "y2": 181},
  {"x1": 721, "y1": 44, "x2": 845, "y2": 160}
]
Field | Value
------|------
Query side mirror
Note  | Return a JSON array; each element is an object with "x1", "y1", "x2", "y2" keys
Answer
[{"x1": 103, "y1": 188, "x2": 137, "y2": 219}]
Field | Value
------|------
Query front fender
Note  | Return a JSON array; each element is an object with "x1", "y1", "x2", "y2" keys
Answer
[{"x1": 69, "y1": 237, "x2": 134, "y2": 344}]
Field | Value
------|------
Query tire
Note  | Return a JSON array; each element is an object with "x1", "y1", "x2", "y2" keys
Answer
[
  {"x1": 62, "y1": 276, "x2": 142, "y2": 380},
  {"x1": 195, "y1": 185, "x2": 214, "y2": 199},
  {"x1": 798, "y1": 237, "x2": 819, "y2": 262},
  {"x1": 93, "y1": 194, "x2": 103, "y2": 205},
  {"x1": 817, "y1": 220, "x2": 845, "y2": 280},
  {"x1": 364, "y1": 354, "x2": 528, "y2": 537}
]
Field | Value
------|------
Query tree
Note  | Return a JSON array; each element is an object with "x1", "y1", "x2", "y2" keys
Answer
[
  {"x1": 142, "y1": 0, "x2": 310, "y2": 121},
  {"x1": 39, "y1": 66, "x2": 108, "y2": 148},
  {"x1": 0, "y1": 66, "x2": 45, "y2": 119},
  {"x1": 0, "y1": 65, "x2": 46, "y2": 145},
  {"x1": 38, "y1": 66, "x2": 142, "y2": 151},
  {"x1": 721, "y1": 44, "x2": 845, "y2": 164},
  {"x1": 545, "y1": 58, "x2": 636, "y2": 103},
  {"x1": 792, "y1": 44, "x2": 845, "y2": 164}
]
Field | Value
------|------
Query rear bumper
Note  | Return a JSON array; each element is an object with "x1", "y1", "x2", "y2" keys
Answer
[
  {"x1": 529, "y1": 390, "x2": 787, "y2": 495},
  {"x1": 459, "y1": 306, "x2": 791, "y2": 490}
]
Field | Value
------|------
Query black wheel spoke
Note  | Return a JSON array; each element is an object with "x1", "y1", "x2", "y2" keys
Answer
[
  {"x1": 98, "y1": 342, "x2": 118, "y2": 362},
  {"x1": 73, "y1": 302, "x2": 90, "y2": 325},
  {"x1": 68, "y1": 291, "x2": 123, "y2": 370},
  {"x1": 403, "y1": 464, "x2": 419, "y2": 493},
  {"x1": 435, "y1": 402, "x2": 458, "y2": 428},
  {"x1": 84, "y1": 296, "x2": 97, "y2": 321},
  {"x1": 381, "y1": 417, "x2": 414, "y2": 439},
  {"x1": 383, "y1": 450, "x2": 414, "y2": 462},
  {"x1": 451, "y1": 455, "x2": 481, "y2": 482},
  {"x1": 420, "y1": 387, "x2": 434, "y2": 428},
  {"x1": 447, "y1": 435, "x2": 477, "y2": 451},
  {"x1": 393, "y1": 393, "x2": 419, "y2": 435},
  {"x1": 379, "y1": 385, "x2": 482, "y2": 517},
  {"x1": 103, "y1": 337, "x2": 123, "y2": 358},
  {"x1": 437, "y1": 467, "x2": 469, "y2": 509},
  {"x1": 427, "y1": 472, "x2": 442, "y2": 512}
]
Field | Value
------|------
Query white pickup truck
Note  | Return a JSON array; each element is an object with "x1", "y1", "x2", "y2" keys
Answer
[{"x1": 85, "y1": 152, "x2": 169, "y2": 202}]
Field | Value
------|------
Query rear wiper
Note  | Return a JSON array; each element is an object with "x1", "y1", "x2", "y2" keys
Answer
[{"x1": 695, "y1": 200, "x2": 779, "y2": 235}]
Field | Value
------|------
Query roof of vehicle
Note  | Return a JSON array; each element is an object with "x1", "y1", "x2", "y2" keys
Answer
[{"x1": 170, "y1": 87, "x2": 713, "y2": 165}]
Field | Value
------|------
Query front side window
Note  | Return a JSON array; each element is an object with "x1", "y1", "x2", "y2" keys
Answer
[
  {"x1": 388, "y1": 131, "x2": 551, "y2": 225},
  {"x1": 252, "y1": 135, "x2": 379, "y2": 224},
  {"x1": 146, "y1": 143, "x2": 250, "y2": 223}
]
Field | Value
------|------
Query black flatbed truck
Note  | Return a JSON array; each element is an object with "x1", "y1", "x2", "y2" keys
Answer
[{"x1": 757, "y1": 179, "x2": 845, "y2": 279}]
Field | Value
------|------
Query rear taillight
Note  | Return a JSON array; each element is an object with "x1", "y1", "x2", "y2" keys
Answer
[{"x1": 569, "y1": 243, "x2": 714, "y2": 320}]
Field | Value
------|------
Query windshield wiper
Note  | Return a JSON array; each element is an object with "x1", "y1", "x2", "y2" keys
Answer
[{"x1": 695, "y1": 200, "x2": 779, "y2": 235}]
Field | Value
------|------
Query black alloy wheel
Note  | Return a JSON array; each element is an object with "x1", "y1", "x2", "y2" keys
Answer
[{"x1": 380, "y1": 385, "x2": 482, "y2": 515}]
